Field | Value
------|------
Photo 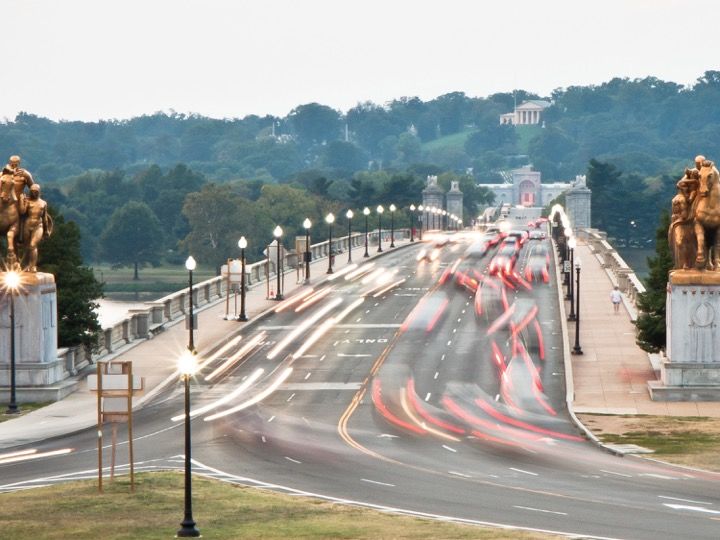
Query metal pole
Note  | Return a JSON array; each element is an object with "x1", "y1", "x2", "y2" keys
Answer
[
  {"x1": 377, "y1": 213, "x2": 383, "y2": 253},
  {"x1": 347, "y1": 217, "x2": 352, "y2": 262},
  {"x1": 327, "y1": 223, "x2": 334, "y2": 274},
  {"x1": 410, "y1": 212, "x2": 414, "y2": 242},
  {"x1": 238, "y1": 248, "x2": 248, "y2": 321},
  {"x1": 177, "y1": 373, "x2": 200, "y2": 537},
  {"x1": 276, "y1": 239, "x2": 283, "y2": 300},
  {"x1": 567, "y1": 248, "x2": 576, "y2": 320},
  {"x1": 305, "y1": 228, "x2": 311, "y2": 283},
  {"x1": 364, "y1": 215, "x2": 369, "y2": 257},
  {"x1": 187, "y1": 270, "x2": 194, "y2": 352},
  {"x1": 573, "y1": 266, "x2": 583, "y2": 355},
  {"x1": 419, "y1": 214, "x2": 423, "y2": 240},
  {"x1": 390, "y1": 211, "x2": 395, "y2": 247}
]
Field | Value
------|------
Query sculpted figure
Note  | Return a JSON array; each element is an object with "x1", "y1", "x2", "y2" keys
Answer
[
  {"x1": 693, "y1": 160, "x2": 720, "y2": 270},
  {"x1": 0, "y1": 168, "x2": 20, "y2": 267},
  {"x1": 20, "y1": 184, "x2": 53, "y2": 272},
  {"x1": 676, "y1": 167, "x2": 699, "y2": 205},
  {"x1": 3, "y1": 155, "x2": 34, "y2": 205},
  {"x1": 669, "y1": 192, "x2": 696, "y2": 270}
]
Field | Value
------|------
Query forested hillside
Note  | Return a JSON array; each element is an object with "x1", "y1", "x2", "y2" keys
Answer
[{"x1": 2, "y1": 71, "x2": 718, "y2": 266}]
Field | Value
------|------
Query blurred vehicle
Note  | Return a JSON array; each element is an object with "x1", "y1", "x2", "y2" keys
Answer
[
  {"x1": 525, "y1": 256, "x2": 549, "y2": 283},
  {"x1": 416, "y1": 247, "x2": 440, "y2": 262},
  {"x1": 507, "y1": 230, "x2": 529, "y2": 246},
  {"x1": 528, "y1": 230, "x2": 546, "y2": 240},
  {"x1": 489, "y1": 243, "x2": 519, "y2": 275}
]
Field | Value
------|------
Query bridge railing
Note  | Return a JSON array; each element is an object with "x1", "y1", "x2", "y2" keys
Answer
[{"x1": 58, "y1": 228, "x2": 411, "y2": 376}]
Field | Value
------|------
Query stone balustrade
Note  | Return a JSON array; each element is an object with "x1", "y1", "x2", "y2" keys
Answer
[{"x1": 57, "y1": 228, "x2": 410, "y2": 376}]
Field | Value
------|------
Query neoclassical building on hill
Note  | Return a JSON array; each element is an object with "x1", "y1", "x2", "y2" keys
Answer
[{"x1": 499, "y1": 100, "x2": 551, "y2": 126}]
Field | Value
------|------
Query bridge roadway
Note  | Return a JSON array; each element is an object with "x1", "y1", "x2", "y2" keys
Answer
[{"x1": 1, "y1": 231, "x2": 720, "y2": 539}]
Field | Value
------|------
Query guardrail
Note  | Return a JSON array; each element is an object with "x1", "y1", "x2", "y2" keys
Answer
[{"x1": 58, "y1": 228, "x2": 411, "y2": 376}]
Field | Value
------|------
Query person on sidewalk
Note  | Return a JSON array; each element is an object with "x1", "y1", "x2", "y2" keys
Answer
[{"x1": 610, "y1": 286, "x2": 622, "y2": 313}]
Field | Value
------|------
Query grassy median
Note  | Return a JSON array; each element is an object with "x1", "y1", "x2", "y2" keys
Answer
[{"x1": 0, "y1": 472, "x2": 556, "y2": 540}]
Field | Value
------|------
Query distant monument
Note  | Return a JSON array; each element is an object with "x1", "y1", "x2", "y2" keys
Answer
[
  {"x1": 649, "y1": 155, "x2": 720, "y2": 400},
  {"x1": 1, "y1": 156, "x2": 62, "y2": 402}
]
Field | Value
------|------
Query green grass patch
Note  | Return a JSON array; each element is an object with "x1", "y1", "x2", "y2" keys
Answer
[
  {"x1": 514, "y1": 125, "x2": 542, "y2": 153},
  {"x1": 421, "y1": 129, "x2": 474, "y2": 153},
  {"x1": 92, "y1": 264, "x2": 217, "y2": 286},
  {"x1": 0, "y1": 472, "x2": 554, "y2": 540},
  {"x1": 0, "y1": 402, "x2": 52, "y2": 423}
]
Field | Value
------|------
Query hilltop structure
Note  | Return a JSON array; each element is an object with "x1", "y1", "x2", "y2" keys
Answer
[{"x1": 499, "y1": 100, "x2": 551, "y2": 126}]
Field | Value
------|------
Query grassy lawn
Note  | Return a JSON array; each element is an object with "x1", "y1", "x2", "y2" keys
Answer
[
  {"x1": 514, "y1": 125, "x2": 542, "y2": 154},
  {"x1": 0, "y1": 472, "x2": 556, "y2": 540},
  {"x1": 0, "y1": 402, "x2": 52, "y2": 423},
  {"x1": 92, "y1": 264, "x2": 217, "y2": 294},
  {"x1": 421, "y1": 129, "x2": 474, "y2": 153}
]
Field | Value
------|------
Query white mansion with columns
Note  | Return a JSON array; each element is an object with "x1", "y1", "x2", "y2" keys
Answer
[{"x1": 499, "y1": 100, "x2": 551, "y2": 126}]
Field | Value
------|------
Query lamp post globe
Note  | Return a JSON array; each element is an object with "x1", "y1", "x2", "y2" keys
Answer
[
  {"x1": 184, "y1": 256, "x2": 196, "y2": 352},
  {"x1": 326, "y1": 212, "x2": 335, "y2": 274},
  {"x1": 237, "y1": 237, "x2": 248, "y2": 321},
  {"x1": 409, "y1": 204, "x2": 416, "y2": 242},
  {"x1": 4, "y1": 271, "x2": 20, "y2": 414},
  {"x1": 376, "y1": 205, "x2": 384, "y2": 252},
  {"x1": 177, "y1": 351, "x2": 200, "y2": 538},
  {"x1": 363, "y1": 207, "x2": 370, "y2": 257},
  {"x1": 417, "y1": 204, "x2": 424, "y2": 240},
  {"x1": 303, "y1": 218, "x2": 312, "y2": 284},
  {"x1": 273, "y1": 226, "x2": 284, "y2": 300},
  {"x1": 345, "y1": 209, "x2": 354, "y2": 262}
]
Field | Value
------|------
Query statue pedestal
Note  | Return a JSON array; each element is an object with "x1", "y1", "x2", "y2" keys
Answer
[
  {"x1": 648, "y1": 271, "x2": 720, "y2": 401},
  {"x1": 0, "y1": 272, "x2": 72, "y2": 402}
]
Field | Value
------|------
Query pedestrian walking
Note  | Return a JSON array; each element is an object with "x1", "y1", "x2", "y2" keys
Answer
[{"x1": 610, "y1": 286, "x2": 622, "y2": 313}]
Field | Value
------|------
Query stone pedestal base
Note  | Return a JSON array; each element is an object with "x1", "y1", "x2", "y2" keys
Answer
[
  {"x1": 0, "y1": 272, "x2": 62, "y2": 401},
  {"x1": 651, "y1": 275, "x2": 720, "y2": 401}
]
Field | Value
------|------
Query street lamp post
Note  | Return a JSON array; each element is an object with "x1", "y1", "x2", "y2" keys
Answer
[
  {"x1": 572, "y1": 258, "x2": 584, "y2": 355},
  {"x1": 177, "y1": 351, "x2": 200, "y2": 538},
  {"x1": 567, "y1": 237, "x2": 576, "y2": 319},
  {"x1": 442, "y1": 210, "x2": 447, "y2": 231},
  {"x1": 4, "y1": 271, "x2": 20, "y2": 414},
  {"x1": 389, "y1": 204, "x2": 396, "y2": 247},
  {"x1": 237, "y1": 237, "x2": 248, "y2": 322},
  {"x1": 418, "y1": 204, "x2": 424, "y2": 240},
  {"x1": 346, "y1": 209, "x2": 353, "y2": 262},
  {"x1": 363, "y1": 207, "x2": 370, "y2": 257},
  {"x1": 376, "y1": 205, "x2": 384, "y2": 253},
  {"x1": 326, "y1": 213, "x2": 335, "y2": 274},
  {"x1": 563, "y1": 228, "x2": 571, "y2": 287},
  {"x1": 409, "y1": 204, "x2": 416, "y2": 242},
  {"x1": 273, "y1": 225, "x2": 284, "y2": 300},
  {"x1": 185, "y1": 256, "x2": 196, "y2": 352},
  {"x1": 303, "y1": 218, "x2": 311, "y2": 284}
]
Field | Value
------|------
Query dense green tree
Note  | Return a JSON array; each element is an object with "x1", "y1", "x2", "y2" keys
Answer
[
  {"x1": 99, "y1": 202, "x2": 164, "y2": 279},
  {"x1": 288, "y1": 103, "x2": 342, "y2": 148},
  {"x1": 38, "y1": 208, "x2": 103, "y2": 351},
  {"x1": 635, "y1": 211, "x2": 673, "y2": 352}
]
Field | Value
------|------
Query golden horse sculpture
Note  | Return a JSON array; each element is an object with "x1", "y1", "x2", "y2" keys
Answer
[
  {"x1": 693, "y1": 160, "x2": 720, "y2": 270},
  {"x1": 0, "y1": 170, "x2": 21, "y2": 268}
]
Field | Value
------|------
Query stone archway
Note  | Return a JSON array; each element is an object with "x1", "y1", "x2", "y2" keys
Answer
[{"x1": 518, "y1": 180, "x2": 536, "y2": 206}]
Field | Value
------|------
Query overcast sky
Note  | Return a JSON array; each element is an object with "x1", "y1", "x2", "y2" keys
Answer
[{"x1": 3, "y1": 0, "x2": 718, "y2": 122}]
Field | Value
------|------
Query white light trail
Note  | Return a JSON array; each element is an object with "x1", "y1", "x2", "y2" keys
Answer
[
  {"x1": 204, "y1": 332, "x2": 266, "y2": 382},
  {"x1": 204, "y1": 367, "x2": 294, "y2": 421},
  {"x1": 294, "y1": 287, "x2": 334, "y2": 313},
  {"x1": 274, "y1": 287, "x2": 315, "y2": 313},
  {"x1": 268, "y1": 298, "x2": 343, "y2": 359},
  {"x1": 172, "y1": 368, "x2": 265, "y2": 422},
  {"x1": 326, "y1": 263, "x2": 358, "y2": 281},
  {"x1": 345, "y1": 262, "x2": 375, "y2": 281},
  {"x1": 196, "y1": 334, "x2": 244, "y2": 373},
  {"x1": 291, "y1": 298, "x2": 364, "y2": 360}
]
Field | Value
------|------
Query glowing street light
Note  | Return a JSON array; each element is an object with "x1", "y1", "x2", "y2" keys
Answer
[
  {"x1": 409, "y1": 204, "x2": 416, "y2": 242},
  {"x1": 237, "y1": 237, "x2": 248, "y2": 322},
  {"x1": 363, "y1": 207, "x2": 370, "y2": 257},
  {"x1": 4, "y1": 271, "x2": 20, "y2": 414},
  {"x1": 303, "y1": 218, "x2": 312, "y2": 284},
  {"x1": 185, "y1": 256, "x2": 196, "y2": 352},
  {"x1": 345, "y1": 209, "x2": 354, "y2": 263},
  {"x1": 389, "y1": 204, "x2": 396, "y2": 247},
  {"x1": 273, "y1": 225, "x2": 284, "y2": 300},
  {"x1": 418, "y1": 204, "x2": 424, "y2": 240},
  {"x1": 376, "y1": 205, "x2": 384, "y2": 253}
]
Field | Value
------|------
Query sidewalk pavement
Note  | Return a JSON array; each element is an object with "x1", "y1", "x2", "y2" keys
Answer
[
  {"x1": 2, "y1": 233, "x2": 720, "y2": 451},
  {"x1": 569, "y1": 239, "x2": 720, "y2": 418}
]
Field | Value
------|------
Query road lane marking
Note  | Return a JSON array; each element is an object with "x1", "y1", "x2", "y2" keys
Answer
[
  {"x1": 441, "y1": 354, "x2": 446, "y2": 361},
  {"x1": 663, "y1": 504, "x2": 720, "y2": 515},
  {"x1": 601, "y1": 470, "x2": 631, "y2": 478},
  {"x1": 338, "y1": 353, "x2": 372, "y2": 357},
  {"x1": 356, "y1": 318, "x2": 362, "y2": 322},
  {"x1": 425, "y1": 392, "x2": 431, "y2": 401},
  {"x1": 447, "y1": 340, "x2": 452, "y2": 346},
  {"x1": 434, "y1": 372, "x2": 439, "y2": 379},
  {"x1": 448, "y1": 471, "x2": 471, "y2": 478},
  {"x1": 268, "y1": 416, "x2": 276, "y2": 422},
  {"x1": 513, "y1": 505, "x2": 566, "y2": 516},
  {"x1": 442, "y1": 445, "x2": 457, "y2": 453},
  {"x1": 285, "y1": 457, "x2": 301, "y2": 464},
  {"x1": 319, "y1": 355, "x2": 326, "y2": 362},
  {"x1": 304, "y1": 373, "x2": 312, "y2": 380},
  {"x1": 361, "y1": 478, "x2": 395, "y2": 487},
  {"x1": 286, "y1": 393, "x2": 296, "y2": 402},
  {"x1": 335, "y1": 324, "x2": 402, "y2": 328},
  {"x1": 639, "y1": 473, "x2": 676, "y2": 480},
  {"x1": 510, "y1": 468, "x2": 538, "y2": 476},
  {"x1": 281, "y1": 382, "x2": 363, "y2": 390}
]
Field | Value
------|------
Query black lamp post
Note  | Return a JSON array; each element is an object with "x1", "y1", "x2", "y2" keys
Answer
[
  {"x1": 409, "y1": 204, "x2": 416, "y2": 242},
  {"x1": 346, "y1": 209, "x2": 353, "y2": 262},
  {"x1": 442, "y1": 210, "x2": 447, "y2": 231},
  {"x1": 237, "y1": 237, "x2": 248, "y2": 322},
  {"x1": 389, "y1": 204, "x2": 396, "y2": 247},
  {"x1": 4, "y1": 271, "x2": 20, "y2": 414},
  {"x1": 177, "y1": 351, "x2": 200, "y2": 538},
  {"x1": 562, "y1": 227, "x2": 571, "y2": 287},
  {"x1": 376, "y1": 205, "x2": 384, "y2": 253},
  {"x1": 185, "y1": 256, "x2": 196, "y2": 352},
  {"x1": 303, "y1": 218, "x2": 311, "y2": 284},
  {"x1": 572, "y1": 258, "x2": 583, "y2": 355},
  {"x1": 326, "y1": 212, "x2": 335, "y2": 274},
  {"x1": 418, "y1": 205, "x2": 424, "y2": 240},
  {"x1": 363, "y1": 207, "x2": 370, "y2": 257},
  {"x1": 567, "y1": 237, "x2": 576, "y2": 318},
  {"x1": 273, "y1": 225, "x2": 284, "y2": 300}
]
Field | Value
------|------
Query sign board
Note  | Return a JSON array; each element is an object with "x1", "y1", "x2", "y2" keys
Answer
[
  {"x1": 221, "y1": 259, "x2": 245, "y2": 285},
  {"x1": 563, "y1": 260, "x2": 571, "y2": 273},
  {"x1": 88, "y1": 374, "x2": 144, "y2": 392}
]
